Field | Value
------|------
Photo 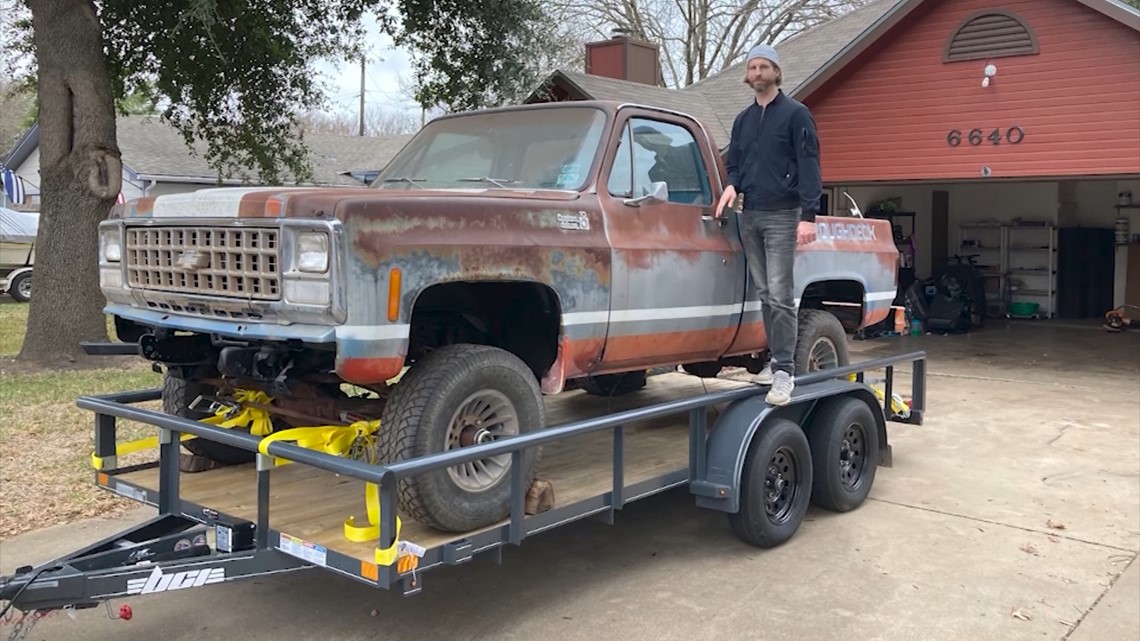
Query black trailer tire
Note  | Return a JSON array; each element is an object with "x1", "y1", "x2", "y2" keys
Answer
[
  {"x1": 728, "y1": 417, "x2": 813, "y2": 548},
  {"x1": 8, "y1": 271, "x2": 31, "y2": 302},
  {"x1": 380, "y1": 343, "x2": 544, "y2": 533},
  {"x1": 806, "y1": 395, "x2": 880, "y2": 512},
  {"x1": 580, "y1": 370, "x2": 647, "y2": 396},
  {"x1": 795, "y1": 309, "x2": 850, "y2": 374},
  {"x1": 162, "y1": 372, "x2": 254, "y2": 465}
]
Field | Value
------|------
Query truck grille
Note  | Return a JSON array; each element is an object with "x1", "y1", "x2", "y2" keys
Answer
[{"x1": 125, "y1": 227, "x2": 281, "y2": 300}]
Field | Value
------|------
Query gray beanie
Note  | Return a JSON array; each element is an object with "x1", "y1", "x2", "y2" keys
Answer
[{"x1": 746, "y1": 43, "x2": 779, "y2": 67}]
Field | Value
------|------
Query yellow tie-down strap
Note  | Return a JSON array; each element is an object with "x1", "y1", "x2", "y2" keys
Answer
[{"x1": 90, "y1": 389, "x2": 276, "y2": 471}]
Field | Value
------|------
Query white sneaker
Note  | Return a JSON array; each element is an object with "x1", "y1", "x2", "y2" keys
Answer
[
  {"x1": 751, "y1": 364, "x2": 774, "y2": 385},
  {"x1": 765, "y1": 371, "x2": 795, "y2": 406}
]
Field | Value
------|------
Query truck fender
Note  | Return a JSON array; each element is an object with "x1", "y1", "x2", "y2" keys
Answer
[{"x1": 690, "y1": 379, "x2": 887, "y2": 514}]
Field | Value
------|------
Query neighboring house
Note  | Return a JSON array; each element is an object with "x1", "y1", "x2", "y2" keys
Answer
[
  {"x1": 529, "y1": 0, "x2": 1140, "y2": 316},
  {"x1": 1, "y1": 115, "x2": 414, "y2": 205}
]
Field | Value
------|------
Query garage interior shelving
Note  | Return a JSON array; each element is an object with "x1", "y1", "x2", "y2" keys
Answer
[{"x1": 958, "y1": 222, "x2": 1057, "y2": 318}]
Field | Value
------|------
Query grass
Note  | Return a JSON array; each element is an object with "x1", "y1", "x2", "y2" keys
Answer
[{"x1": 0, "y1": 302, "x2": 163, "y2": 537}]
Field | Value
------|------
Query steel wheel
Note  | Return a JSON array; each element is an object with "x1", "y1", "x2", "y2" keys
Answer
[
  {"x1": 807, "y1": 336, "x2": 839, "y2": 371},
  {"x1": 838, "y1": 421, "x2": 867, "y2": 491},
  {"x1": 765, "y1": 446, "x2": 801, "y2": 524},
  {"x1": 16, "y1": 276, "x2": 31, "y2": 300},
  {"x1": 445, "y1": 389, "x2": 519, "y2": 493}
]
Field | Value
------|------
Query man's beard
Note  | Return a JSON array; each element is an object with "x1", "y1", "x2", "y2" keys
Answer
[{"x1": 750, "y1": 77, "x2": 773, "y2": 93}]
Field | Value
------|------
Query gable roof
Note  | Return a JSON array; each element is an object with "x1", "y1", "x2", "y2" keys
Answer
[
  {"x1": 2, "y1": 116, "x2": 413, "y2": 188},
  {"x1": 115, "y1": 116, "x2": 412, "y2": 186},
  {"x1": 531, "y1": 0, "x2": 1139, "y2": 148}
]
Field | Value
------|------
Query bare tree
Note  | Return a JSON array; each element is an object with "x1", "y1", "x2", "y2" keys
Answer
[
  {"x1": 297, "y1": 105, "x2": 421, "y2": 136},
  {"x1": 555, "y1": 0, "x2": 874, "y2": 88}
]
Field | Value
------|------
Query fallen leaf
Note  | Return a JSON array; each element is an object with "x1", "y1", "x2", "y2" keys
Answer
[
  {"x1": 1020, "y1": 543, "x2": 1041, "y2": 556},
  {"x1": 1048, "y1": 535, "x2": 1059, "y2": 543},
  {"x1": 1010, "y1": 608, "x2": 1032, "y2": 621},
  {"x1": 1046, "y1": 519, "x2": 1066, "y2": 530}
]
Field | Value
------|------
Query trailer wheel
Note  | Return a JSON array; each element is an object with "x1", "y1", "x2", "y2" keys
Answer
[
  {"x1": 163, "y1": 372, "x2": 254, "y2": 466},
  {"x1": 728, "y1": 417, "x2": 813, "y2": 548},
  {"x1": 8, "y1": 271, "x2": 31, "y2": 302},
  {"x1": 795, "y1": 309, "x2": 850, "y2": 374},
  {"x1": 580, "y1": 370, "x2": 647, "y2": 396},
  {"x1": 380, "y1": 343, "x2": 544, "y2": 533},
  {"x1": 807, "y1": 396, "x2": 880, "y2": 512}
]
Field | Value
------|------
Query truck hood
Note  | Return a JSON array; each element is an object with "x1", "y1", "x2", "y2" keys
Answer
[{"x1": 113, "y1": 185, "x2": 581, "y2": 220}]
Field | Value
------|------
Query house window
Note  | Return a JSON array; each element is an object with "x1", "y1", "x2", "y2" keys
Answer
[{"x1": 943, "y1": 9, "x2": 1039, "y2": 62}]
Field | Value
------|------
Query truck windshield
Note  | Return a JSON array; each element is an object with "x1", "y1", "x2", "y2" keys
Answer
[{"x1": 373, "y1": 106, "x2": 608, "y2": 191}]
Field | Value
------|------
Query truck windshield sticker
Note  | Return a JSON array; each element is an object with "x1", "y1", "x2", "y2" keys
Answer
[
  {"x1": 557, "y1": 164, "x2": 581, "y2": 186},
  {"x1": 815, "y1": 221, "x2": 878, "y2": 242}
]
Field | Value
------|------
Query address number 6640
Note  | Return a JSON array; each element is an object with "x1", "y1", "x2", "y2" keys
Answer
[{"x1": 947, "y1": 126, "x2": 1025, "y2": 146}]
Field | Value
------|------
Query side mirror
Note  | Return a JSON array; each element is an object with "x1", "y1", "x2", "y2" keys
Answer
[
  {"x1": 623, "y1": 181, "x2": 669, "y2": 207},
  {"x1": 843, "y1": 191, "x2": 864, "y2": 218}
]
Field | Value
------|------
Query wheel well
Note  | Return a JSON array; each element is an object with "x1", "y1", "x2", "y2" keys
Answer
[
  {"x1": 407, "y1": 281, "x2": 562, "y2": 380},
  {"x1": 799, "y1": 280, "x2": 865, "y2": 332}
]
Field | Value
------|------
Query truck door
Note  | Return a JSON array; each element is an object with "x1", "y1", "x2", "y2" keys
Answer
[{"x1": 596, "y1": 110, "x2": 747, "y2": 371}]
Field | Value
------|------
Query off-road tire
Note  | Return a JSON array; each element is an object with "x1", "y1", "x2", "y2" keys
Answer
[
  {"x1": 806, "y1": 395, "x2": 880, "y2": 512},
  {"x1": 795, "y1": 309, "x2": 850, "y2": 374},
  {"x1": 162, "y1": 371, "x2": 254, "y2": 465},
  {"x1": 728, "y1": 417, "x2": 813, "y2": 548},
  {"x1": 379, "y1": 343, "x2": 545, "y2": 533},
  {"x1": 580, "y1": 370, "x2": 647, "y2": 396}
]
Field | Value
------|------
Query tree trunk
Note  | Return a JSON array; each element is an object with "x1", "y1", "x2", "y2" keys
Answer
[{"x1": 19, "y1": 0, "x2": 121, "y2": 365}]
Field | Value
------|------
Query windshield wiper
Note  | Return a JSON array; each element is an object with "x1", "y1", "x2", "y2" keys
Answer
[
  {"x1": 379, "y1": 176, "x2": 425, "y2": 189},
  {"x1": 456, "y1": 176, "x2": 515, "y2": 188}
]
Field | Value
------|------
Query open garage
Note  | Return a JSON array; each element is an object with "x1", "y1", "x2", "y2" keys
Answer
[{"x1": 803, "y1": 0, "x2": 1140, "y2": 329}]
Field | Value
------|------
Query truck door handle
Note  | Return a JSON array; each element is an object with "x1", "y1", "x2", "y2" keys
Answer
[{"x1": 701, "y1": 215, "x2": 728, "y2": 227}]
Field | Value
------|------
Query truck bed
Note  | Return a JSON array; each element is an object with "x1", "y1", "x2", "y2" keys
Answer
[{"x1": 111, "y1": 372, "x2": 749, "y2": 562}]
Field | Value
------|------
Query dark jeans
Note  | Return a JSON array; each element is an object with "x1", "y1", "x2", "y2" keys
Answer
[{"x1": 739, "y1": 208, "x2": 799, "y2": 376}]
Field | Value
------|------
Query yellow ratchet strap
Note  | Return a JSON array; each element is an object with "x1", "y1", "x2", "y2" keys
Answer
[
  {"x1": 201, "y1": 389, "x2": 275, "y2": 436},
  {"x1": 90, "y1": 433, "x2": 197, "y2": 470},
  {"x1": 253, "y1": 419, "x2": 401, "y2": 565}
]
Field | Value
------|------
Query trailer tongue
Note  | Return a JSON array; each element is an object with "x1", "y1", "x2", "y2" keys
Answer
[{"x1": 1, "y1": 351, "x2": 925, "y2": 636}]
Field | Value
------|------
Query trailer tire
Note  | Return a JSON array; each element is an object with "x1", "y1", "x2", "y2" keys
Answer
[
  {"x1": 795, "y1": 309, "x2": 850, "y2": 374},
  {"x1": 806, "y1": 396, "x2": 879, "y2": 512},
  {"x1": 162, "y1": 372, "x2": 254, "y2": 466},
  {"x1": 728, "y1": 417, "x2": 813, "y2": 548},
  {"x1": 580, "y1": 370, "x2": 647, "y2": 397},
  {"x1": 380, "y1": 343, "x2": 544, "y2": 533}
]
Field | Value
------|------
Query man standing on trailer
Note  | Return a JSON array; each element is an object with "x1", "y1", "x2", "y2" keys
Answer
[{"x1": 715, "y1": 43, "x2": 823, "y2": 406}]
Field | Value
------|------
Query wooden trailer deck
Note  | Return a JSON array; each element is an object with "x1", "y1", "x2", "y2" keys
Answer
[{"x1": 113, "y1": 372, "x2": 750, "y2": 563}]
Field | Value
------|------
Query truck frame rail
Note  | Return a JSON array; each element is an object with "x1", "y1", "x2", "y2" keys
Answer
[{"x1": 1, "y1": 351, "x2": 926, "y2": 620}]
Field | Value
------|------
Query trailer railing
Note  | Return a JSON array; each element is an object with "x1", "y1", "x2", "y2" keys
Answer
[{"x1": 74, "y1": 350, "x2": 927, "y2": 590}]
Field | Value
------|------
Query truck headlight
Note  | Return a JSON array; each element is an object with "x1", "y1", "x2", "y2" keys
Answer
[
  {"x1": 101, "y1": 228, "x2": 122, "y2": 262},
  {"x1": 295, "y1": 232, "x2": 328, "y2": 273}
]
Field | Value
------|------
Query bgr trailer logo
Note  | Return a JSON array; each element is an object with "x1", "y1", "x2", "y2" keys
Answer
[{"x1": 126, "y1": 566, "x2": 225, "y2": 595}]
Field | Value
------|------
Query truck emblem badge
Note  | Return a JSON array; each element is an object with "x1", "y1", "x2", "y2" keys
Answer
[
  {"x1": 176, "y1": 250, "x2": 210, "y2": 270},
  {"x1": 815, "y1": 221, "x2": 877, "y2": 242},
  {"x1": 557, "y1": 211, "x2": 590, "y2": 231},
  {"x1": 126, "y1": 566, "x2": 225, "y2": 595}
]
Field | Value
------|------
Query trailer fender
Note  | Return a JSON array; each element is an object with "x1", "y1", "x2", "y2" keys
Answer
[{"x1": 691, "y1": 379, "x2": 887, "y2": 514}]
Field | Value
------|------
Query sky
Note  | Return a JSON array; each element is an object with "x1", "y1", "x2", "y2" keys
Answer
[{"x1": 309, "y1": 15, "x2": 422, "y2": 119}]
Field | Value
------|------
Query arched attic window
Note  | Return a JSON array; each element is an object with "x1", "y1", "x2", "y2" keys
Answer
[{"x1": 943, "y1": 9, "x2": 1039, "y2": 62}]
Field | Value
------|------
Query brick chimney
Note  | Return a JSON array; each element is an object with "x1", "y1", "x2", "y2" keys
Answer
[{"x1": 584, "y1": 29, "x2": 665, "y2": 86}]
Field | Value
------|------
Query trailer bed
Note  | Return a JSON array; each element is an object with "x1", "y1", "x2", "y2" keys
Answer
[{"x1": 108, "y1": 372, "x2": 749, "y2": 563}]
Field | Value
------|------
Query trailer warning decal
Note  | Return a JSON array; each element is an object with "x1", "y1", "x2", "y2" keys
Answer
[
  {"x1": 279, "y1": 533, "x2": 328, "y2": 567},
  {"x1": 126, "y1": 566, "x2": 225, "y2": 595}
]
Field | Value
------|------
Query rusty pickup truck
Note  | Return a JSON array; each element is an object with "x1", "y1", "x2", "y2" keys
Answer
[{"x1": 96, "y1": 100, "x2": 898, "y2": 534}]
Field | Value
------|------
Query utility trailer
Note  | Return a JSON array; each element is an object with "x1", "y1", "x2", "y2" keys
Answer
[{"x1": 0, "y1": 351, "x2": 925, "y2": 634}]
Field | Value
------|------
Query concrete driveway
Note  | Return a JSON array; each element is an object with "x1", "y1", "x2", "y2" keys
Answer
[{"x1": 3, "y1": 321, "x2": 1138, "y2": 641}]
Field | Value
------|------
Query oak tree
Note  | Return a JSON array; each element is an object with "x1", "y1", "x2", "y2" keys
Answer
[{"x1": 10, "y1": 0, "x2": 559, "y2": 364}]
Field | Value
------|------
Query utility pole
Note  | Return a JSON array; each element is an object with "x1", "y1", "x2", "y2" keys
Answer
[{"x1": 359, "y1": 54, "x2": 366, "y2": 136}]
